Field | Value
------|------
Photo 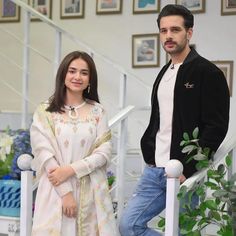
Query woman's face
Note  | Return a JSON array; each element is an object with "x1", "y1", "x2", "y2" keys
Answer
[{"x1": 64, "y1": 58, "x2": 90, "y2": 94}]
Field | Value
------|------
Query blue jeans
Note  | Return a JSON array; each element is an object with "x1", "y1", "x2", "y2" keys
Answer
[{"x1": 119, "y1": 166, "x2": 198, "y2": 236}]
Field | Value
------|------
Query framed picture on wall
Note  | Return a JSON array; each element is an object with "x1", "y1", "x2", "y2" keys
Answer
[
  {"x1": 133, "y1": 0, "x2": 160, "y2": 14},
  {"x1": 221, "y1": 0, "x2": 236, "y2": 15},
  {"x1": 175, "y1": 0, "x2": 205, "y2": 13},
  {"x1": 96, "y1": 0, "x2": 122, "y2": 14},
  {"x1": 132, "y1": 33, "x2": 160, "y2": 68},
  {"x1": 0, "y1": 0, "x2": 20, "y2": 23},
  {"x1": 166, "y1": 44, "x2": 196, "y2": 63},
  {"x1": 60, "y1": 0, "x2": 84, "y2": 19},
  {"x1": 212, "y1": 60, "x2": 234, "y2": 96},
  {"x1": 28, "y1": 0, "x2": 52, "y2": 21}
]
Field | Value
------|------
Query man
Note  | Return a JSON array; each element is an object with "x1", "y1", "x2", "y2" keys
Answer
[{"x1": 119, "y1": 4, "x2": 229, "y2": 236}]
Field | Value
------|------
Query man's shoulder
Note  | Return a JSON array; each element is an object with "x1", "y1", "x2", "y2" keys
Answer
[{"x1": 190, "y1": 55, "x2": 220, "y2": 72}]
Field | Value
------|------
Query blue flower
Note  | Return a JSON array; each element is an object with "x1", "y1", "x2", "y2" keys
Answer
[
  {"x1": 0, "y1": 129, "x2": 32, "y2": 180},
  {"x1": 11, "y1": 130, "x2": 32, "y2": 180}
]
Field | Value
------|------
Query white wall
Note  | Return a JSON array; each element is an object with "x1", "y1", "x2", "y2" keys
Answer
[{"x1": 0, "y1": 0, "x2": 236, "y2": 141}]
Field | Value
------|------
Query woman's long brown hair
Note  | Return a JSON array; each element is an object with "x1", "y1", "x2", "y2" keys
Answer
[{"x1": 46, "y1": 51, "x2": 99, "y2": 113}]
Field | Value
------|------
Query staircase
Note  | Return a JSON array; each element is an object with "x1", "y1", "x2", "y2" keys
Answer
[{"x1": 1, "y1": 1, "x2": 236, "y2": 236}]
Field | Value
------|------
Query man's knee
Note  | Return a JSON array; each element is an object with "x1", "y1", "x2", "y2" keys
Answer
[
  {"x1": 119, "y1": 213, "x2": 145, "y2": 236},
  {"x1": 119, "y1": 213, "x2": 131, "y2": 235}
]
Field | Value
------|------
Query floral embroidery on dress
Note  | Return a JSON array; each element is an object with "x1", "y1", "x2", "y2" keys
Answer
[
  {"x1": 92, "y1": 106, "x2": 100, "y2": 116},
  {"x1": 73, "y1": 126, "x2": 78, "y2": 133},
  {"x1": 89, "y1": 126, "x2": 93, "y2": 135},
  {"x1": 56, "y1": 127, "x2": 61, "y2": 136},
  {"x1": 81, "y1": 139, "x2": 85, "y2": 147},
  {"x1": 64, "y1": 140, "x2": 69, "y2": 148},
  {"x1": 52, "y1": 102, "x2": 104, "y2": 128}
]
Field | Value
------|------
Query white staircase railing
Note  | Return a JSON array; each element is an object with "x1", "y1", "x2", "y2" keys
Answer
[
  {"x1": 3, "y1": 0, "x2": 150, "y2": 129},
  {"x1": 164, "y1": 134, "x2": 236, "y2": 236}
]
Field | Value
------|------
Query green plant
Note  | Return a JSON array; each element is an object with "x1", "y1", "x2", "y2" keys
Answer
[
  {"x1": 0, "y1": 129, "x2": 32, "y2": 180},
  {"x1": 178, "y1": 127, "x2": 236, "y2": 236},
  {"x1": 0, "y1": 131, "x2": 14, "y2": 178},
  {"x1": 107, "y1": 170, "x2": 116, "y2": 187}
]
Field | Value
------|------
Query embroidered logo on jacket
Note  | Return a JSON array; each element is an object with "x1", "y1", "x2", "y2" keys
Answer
[{"x1": 184, "y1": 82, "x2": 194, "y2": 89}]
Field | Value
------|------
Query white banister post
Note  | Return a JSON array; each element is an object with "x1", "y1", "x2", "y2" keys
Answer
[
  {"x1": 116, "y1": 73, "x2": 128, "y2": 222},
  {"x1": 165, "y1": 160, "x2": 183, "y2": 236},
  {"x1": 21, "y1": 9, "x2": 31, "y2": 129},
  {"x1": 231, "y1": 148, "x2": 236, "y2": 176},
  {"x1": 20, "y1": 171, "x2": 33, "y2": 236},
  {"x1": 116, "y1": 116, "x2": 128, "y2": 222},
  {"x1": 17, "y1": 154, "x2": 34, "y2": 236}
]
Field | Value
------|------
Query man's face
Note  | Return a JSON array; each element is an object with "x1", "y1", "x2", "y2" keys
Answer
[{"x1": 159, "y1": 15, "x2": 192, "y2": 56}]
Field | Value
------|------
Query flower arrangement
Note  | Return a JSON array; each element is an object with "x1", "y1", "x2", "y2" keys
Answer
[
  {"x1": 107, "y1": 170, "x2": 116, "y2": 187},
  {"x1": 0, "y1": 129, "x2": 32, "y2": 180}
]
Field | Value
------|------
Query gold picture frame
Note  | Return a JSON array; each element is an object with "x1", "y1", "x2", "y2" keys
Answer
[
  {"x1": 133, "y1": 0, "x2": 160, "y2": 14},
  {"x1": 132, "y1": 33, "x2": 160, "y2": 68},
  {"x1": 175, "y1": 0, "x2": 205, "y2": 13},
  {"x1": 0, "y1": 0, "x2": 20, "y2": 23},
  {"x1": 29, "y1": 0, "x2": 52, "y2": 21},
  {"x1": 221, "y1": 0, "x2": 236, "y2": 15},
  {"x1": 60, "y1": 0, "x2": 85, "y2": 19},
  {"x1": 212, "y1": 60, "x2": 234, "y2": 96},
  {"x1": 96, "y1": 0, "x2": 122, "y2": 15}
]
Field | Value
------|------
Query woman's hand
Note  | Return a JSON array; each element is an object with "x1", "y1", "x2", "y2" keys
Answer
[
  {"x1": 48, "y1": 166, "x2": 75, "y2": 186},
  {"x1": 62, "y1": 192, "x2": 77, "y2": 218}
]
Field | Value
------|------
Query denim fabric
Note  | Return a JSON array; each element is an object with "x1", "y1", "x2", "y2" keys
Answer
[
  {"x1": 119, "y1": 166, "x2": 198, "y2": 236},
  {"x1": 119, "y1": 166, "x2": 166, "y2": 236}
]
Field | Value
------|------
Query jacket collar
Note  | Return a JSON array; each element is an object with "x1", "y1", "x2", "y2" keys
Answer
[{"x1": 182, "y1": 47, "x2": 199, "y2": 65}]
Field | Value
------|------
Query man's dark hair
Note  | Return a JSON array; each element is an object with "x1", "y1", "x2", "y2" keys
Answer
[{"x1": 157, "y1": 4, "x2": 194, "y2": 29}]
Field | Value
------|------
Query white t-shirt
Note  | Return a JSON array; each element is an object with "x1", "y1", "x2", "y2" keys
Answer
[{"x1": 155, "y1": 63, "x2": 182, "y2": 167}]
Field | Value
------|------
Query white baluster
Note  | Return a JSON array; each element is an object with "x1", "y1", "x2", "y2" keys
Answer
[
  {"x1": 18, "y1": 154, "x2": 33, "y2": 236},
  {"x1": 165, "y1": 160, "x2": 183, "y2": 236}
]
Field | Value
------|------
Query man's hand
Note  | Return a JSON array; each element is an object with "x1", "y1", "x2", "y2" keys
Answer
[
  {"x1": 165, "y1": 173, "x2": 186, "y2": 184},
  {"x1": 179, "y1": 174, "x2": 186, "y2": 184},
  {"x1": 62, "y1": 192, "x2": 77, "y2": 218},
  {"x1": 48, "y1": 166, "x2": 75, "y2": 186}
]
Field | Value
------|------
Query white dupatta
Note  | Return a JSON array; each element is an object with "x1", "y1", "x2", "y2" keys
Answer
[{"x1": 31, "y1": 103, "x2": 117, "y2": 236}]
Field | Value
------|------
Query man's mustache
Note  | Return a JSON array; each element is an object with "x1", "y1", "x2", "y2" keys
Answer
[{"x1": 164, "y1": 40, "x2": 175, "y2": 45}]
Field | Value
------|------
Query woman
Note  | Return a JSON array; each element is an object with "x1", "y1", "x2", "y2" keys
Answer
[{"x1": 30, "y1": 51, "x2": 117, "y2": 235}]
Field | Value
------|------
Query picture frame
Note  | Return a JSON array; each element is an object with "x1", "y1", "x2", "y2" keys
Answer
[
  {"x1": 166, "y1": 44, "x2": 196, "y2": 63},
  {"x1": 28, "y1": 0, "x2": 52, "y2": 21},
  {"x1": 133, "y1": 0, "x2": 160, "y2": 14},
  {"x1": 96, "y1": 0, "x2": 122, "y2": 14},
  {"x1": 221, "y1": 0, "x2": 236, "y2": 15},
  {"x1": 132, "y1": 33, "x2": 160, "y2": 68},
  {"x1": 0, "y1": 0, "x2": 20, "y2": 23},
  {"x1": 212, "y1": 60, "x2": 234, "y2": 96},
  {"x1": 60, "y1": 0, "x2": 84, "y2": 19},
  {"x1": 175, "y1": 0, "x2": 205, "y2": 13}
]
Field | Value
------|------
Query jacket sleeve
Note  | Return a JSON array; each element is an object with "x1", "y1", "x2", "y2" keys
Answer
[{"x1": 199, "y1": 67, "x2": 230, "y2": 153}]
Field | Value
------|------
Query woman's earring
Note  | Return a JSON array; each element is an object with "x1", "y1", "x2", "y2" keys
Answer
[{"x1": 87, "y1": 84, "x2": 90, "y2": 94}]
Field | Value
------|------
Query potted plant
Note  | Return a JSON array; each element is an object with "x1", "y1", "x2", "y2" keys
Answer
[
  {"x1": 157, "y1": 128, "x2": 236, "y2": 236},
  {"x1": 178, "y1": 127, "x2": 236, "y2": 236},
  {"x1": 0, "y1": 129, "x2": 32, "y2": 217}
]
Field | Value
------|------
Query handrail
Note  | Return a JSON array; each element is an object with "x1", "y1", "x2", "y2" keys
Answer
[
  {"x1": 181, "y1": 133, "x2": 236, "y2": 190},
  {"x1": 109, "y1": 105, "x2": 135, "y2": 129},
  {"x1": 164, "y1": 137, "x2": 236, "y2": 236},
  {"x1": 10, "y1": 0, "x2": 150, "y2": 91}
]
